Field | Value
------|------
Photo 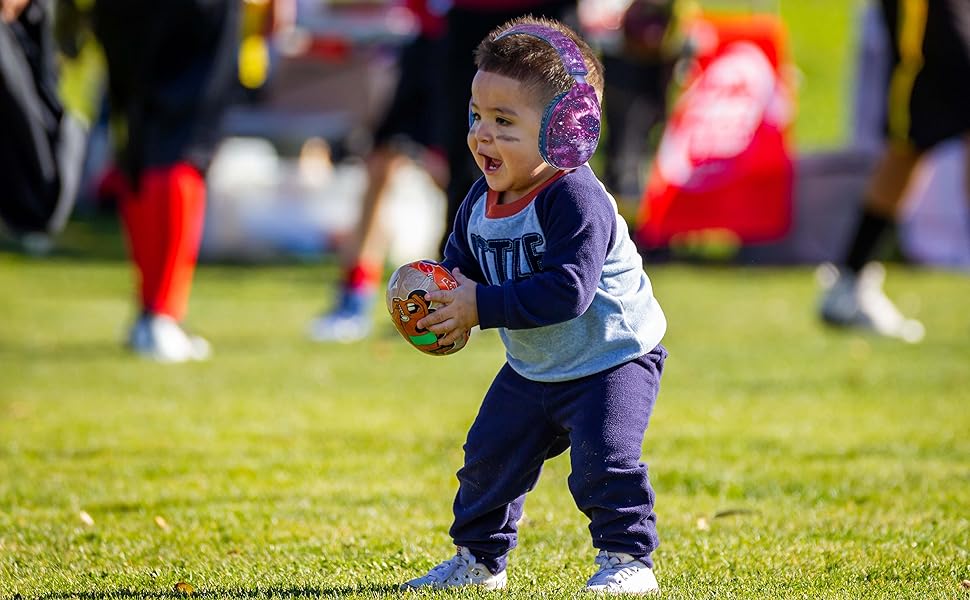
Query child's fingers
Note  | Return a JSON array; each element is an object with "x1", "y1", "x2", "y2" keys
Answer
[
  {"x1": 420, "y1": 315, "x2": 452, "y2": 335},
  {"x1": 438, "y1": 329, "x2": 464, "y2": 346},
  {"x1": 417, "y1": 305, "x2": 450, "y2": 331},
  {"x1": 424, "y1": 289, "x2": 452, "y2": 304}
]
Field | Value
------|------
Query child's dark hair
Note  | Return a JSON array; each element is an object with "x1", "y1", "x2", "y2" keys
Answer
[{"x1": 474, "y1": 16, "x2": 605, "y2": 112}]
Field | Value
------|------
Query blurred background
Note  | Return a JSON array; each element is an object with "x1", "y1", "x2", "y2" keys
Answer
[{"x1": 13, "y1": 0, "x2": 965, "y2": 269}]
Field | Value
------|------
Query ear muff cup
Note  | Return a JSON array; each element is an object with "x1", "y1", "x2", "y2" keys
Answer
[{"x1": 540, "y1": 82, "x2": 601, "y2": 169}]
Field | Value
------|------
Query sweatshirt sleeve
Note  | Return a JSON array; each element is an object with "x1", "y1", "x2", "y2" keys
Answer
[{"x1": 476, "y1": 171, "x2": 616, "y2": 330}]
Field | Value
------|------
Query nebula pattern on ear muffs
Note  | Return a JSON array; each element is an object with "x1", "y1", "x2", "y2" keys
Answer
[{"x1": 495, "y1": 23, "x2": 601, "y2": 169}]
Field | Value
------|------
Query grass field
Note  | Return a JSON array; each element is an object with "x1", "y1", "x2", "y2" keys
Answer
[
  {"x1": 2, "y1": 216, "x2": 969, "y2": 599},
  {"x1": 3, "y1": 1, "x2": 970, "y2": 598}
]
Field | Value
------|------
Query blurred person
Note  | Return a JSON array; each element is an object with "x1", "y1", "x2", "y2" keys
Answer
[
  {"x1": 600, "y1": 0, "x2": 685, "y2": 208},
  {"x1": 0, "y1": 0, "x2": 29, "y2": 21},
  {"x1": 308, "y1": 0, "x2": 449, "y2": 343},
  {"x1": 399, "y1": 17, "x2": 668, "y2": 593},
  {"x1": 817, "y1": 0, "x2": 970, "y2": 343},
  {"x1": 0, "y1": 0, "x2": 85, "y2": 253},
  {"x1": 438, "y1": 0, "x2": 578, "y2": 255},
  {"x1": 90, "y1": 0, "x2": 240, "y2": 362}
]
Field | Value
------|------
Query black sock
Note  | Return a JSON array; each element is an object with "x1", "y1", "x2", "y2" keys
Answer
[{"x1": 844, "y1": 209, "x2": 893, "y2": 274}]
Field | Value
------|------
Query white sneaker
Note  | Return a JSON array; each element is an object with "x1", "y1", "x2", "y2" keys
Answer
[
  {"x1": 584, "y1": 551, "x2": 660, "y2": 595},
  {"x1": 400, "y1": 546, "x2": 507, "y2": 591},
  {"x1": 19, "y1": 232, "x2": 55, "y2": 256},
  {"x1": 127, "y1": 314, "x2": 211, "y2": 363},
  {"x1": 308, "y1": 288, "x2": 374, "y2": 343},
  {"x1": 307, "y1": 310, "x2": 372, "y2": 343},
  {"x1": 817, "y1": 262, "x2": 925, "y2": 343}
]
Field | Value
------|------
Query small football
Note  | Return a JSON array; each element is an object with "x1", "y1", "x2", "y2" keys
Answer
[{"x1": 386, "y1": 260, "x2": 470, "y2": 356}]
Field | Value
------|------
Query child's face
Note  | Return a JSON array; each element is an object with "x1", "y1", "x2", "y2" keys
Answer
[{"x1": 467, "y1": 70, "x2": 557, "y2": 202}]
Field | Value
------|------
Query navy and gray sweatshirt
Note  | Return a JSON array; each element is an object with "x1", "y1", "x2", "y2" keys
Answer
[{"x1": 442, "y1": 165, "x2": 666, "y2": 382}]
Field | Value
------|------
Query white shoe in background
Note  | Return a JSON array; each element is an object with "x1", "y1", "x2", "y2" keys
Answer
[
  {"x1": 817, "y1": 262, "x2": 925, "y2": 343},
  {"x1": 127, "y1": 313, "x2": 211, "y2": 363},
  {"x1": 307, "y1": 310, "x2": 372, "y2": 343},
  {"x1": 307, "y1": 287, "x2": 374, "y2": 343}
]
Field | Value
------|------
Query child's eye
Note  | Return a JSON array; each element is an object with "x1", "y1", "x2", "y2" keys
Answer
[
  {"x1": 495, "y1": 117, "x2": 511, "y2": 126},
  {"x1": 470, "y1": 112, "x2": 481, "y2": 122}
]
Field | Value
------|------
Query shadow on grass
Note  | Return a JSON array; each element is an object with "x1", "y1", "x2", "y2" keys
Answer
[{"x1": 31, "y1": 582, "x2": 402, "y2": 599}]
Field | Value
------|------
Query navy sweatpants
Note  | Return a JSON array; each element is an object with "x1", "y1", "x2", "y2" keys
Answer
[{"x1": 449, "y1": 345, "x2": 666, "y2": 574}]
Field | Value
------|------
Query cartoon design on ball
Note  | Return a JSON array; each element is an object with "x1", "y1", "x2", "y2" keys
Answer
[{"x1": 387, "y1": 260, "x2": 469, "y2": 355}]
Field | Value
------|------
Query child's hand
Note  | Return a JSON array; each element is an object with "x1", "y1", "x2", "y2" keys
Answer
[{"x1": 417, "y1": 268, "x2": 478, "y2": 345}]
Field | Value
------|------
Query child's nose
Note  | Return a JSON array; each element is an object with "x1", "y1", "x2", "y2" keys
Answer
[
  {"x1": 473, "y1": 122, "x2": 493, "y2": 142},
  {"x1": 475, "y1": 123, "x2": 492, "y2": 142}
]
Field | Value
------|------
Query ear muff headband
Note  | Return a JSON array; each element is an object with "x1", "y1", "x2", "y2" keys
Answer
[{"x1": 493, "y1": 24, "x2": 601, "y2": 169}]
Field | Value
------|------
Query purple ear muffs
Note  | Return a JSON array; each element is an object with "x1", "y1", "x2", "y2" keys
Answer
[{"x1": 494, "y1": 24, "x2": 601, "y2": 170}]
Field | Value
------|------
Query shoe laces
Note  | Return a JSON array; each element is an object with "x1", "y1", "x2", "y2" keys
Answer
[
  {"x1": 426, "y1": 547, "x2": 476, "y2": 583},
  {"x1": 591, "y1": 551, "x2": 645, "y2": 584}
]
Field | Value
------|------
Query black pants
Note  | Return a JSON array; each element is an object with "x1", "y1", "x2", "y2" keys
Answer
[
  {"x1": 91, "y1": 0, "x2": 240, "y2": 180},
  {"x1": 880, "y1": 0, "x2": 970, "y2": 149}
]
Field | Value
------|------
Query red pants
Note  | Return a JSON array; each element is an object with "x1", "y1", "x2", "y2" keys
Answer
[{"x1": 119, "y1": 162, "x2": 205, "y2": 322}]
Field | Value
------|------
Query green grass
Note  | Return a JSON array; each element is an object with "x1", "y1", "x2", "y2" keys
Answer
[
  {"x1": 3, "y1": 2, "x2": 968, "y2": 598},
  {"x1": 2, "y1": 216, "x2": 969, "y2": 599}
]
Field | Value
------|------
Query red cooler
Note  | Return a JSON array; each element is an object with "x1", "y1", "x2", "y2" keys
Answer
[{"x1": 636, "y1": 12, "x2": 795, "y2": 249}]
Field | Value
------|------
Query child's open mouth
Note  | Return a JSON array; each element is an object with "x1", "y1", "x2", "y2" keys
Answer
[{"x1": 483, "y1": 155, "x2": 502, "y2": 173}]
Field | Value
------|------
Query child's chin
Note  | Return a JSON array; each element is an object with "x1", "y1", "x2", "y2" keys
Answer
[{"x1": 483, "y1": 174, "x2": 505, "y2": 189}]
